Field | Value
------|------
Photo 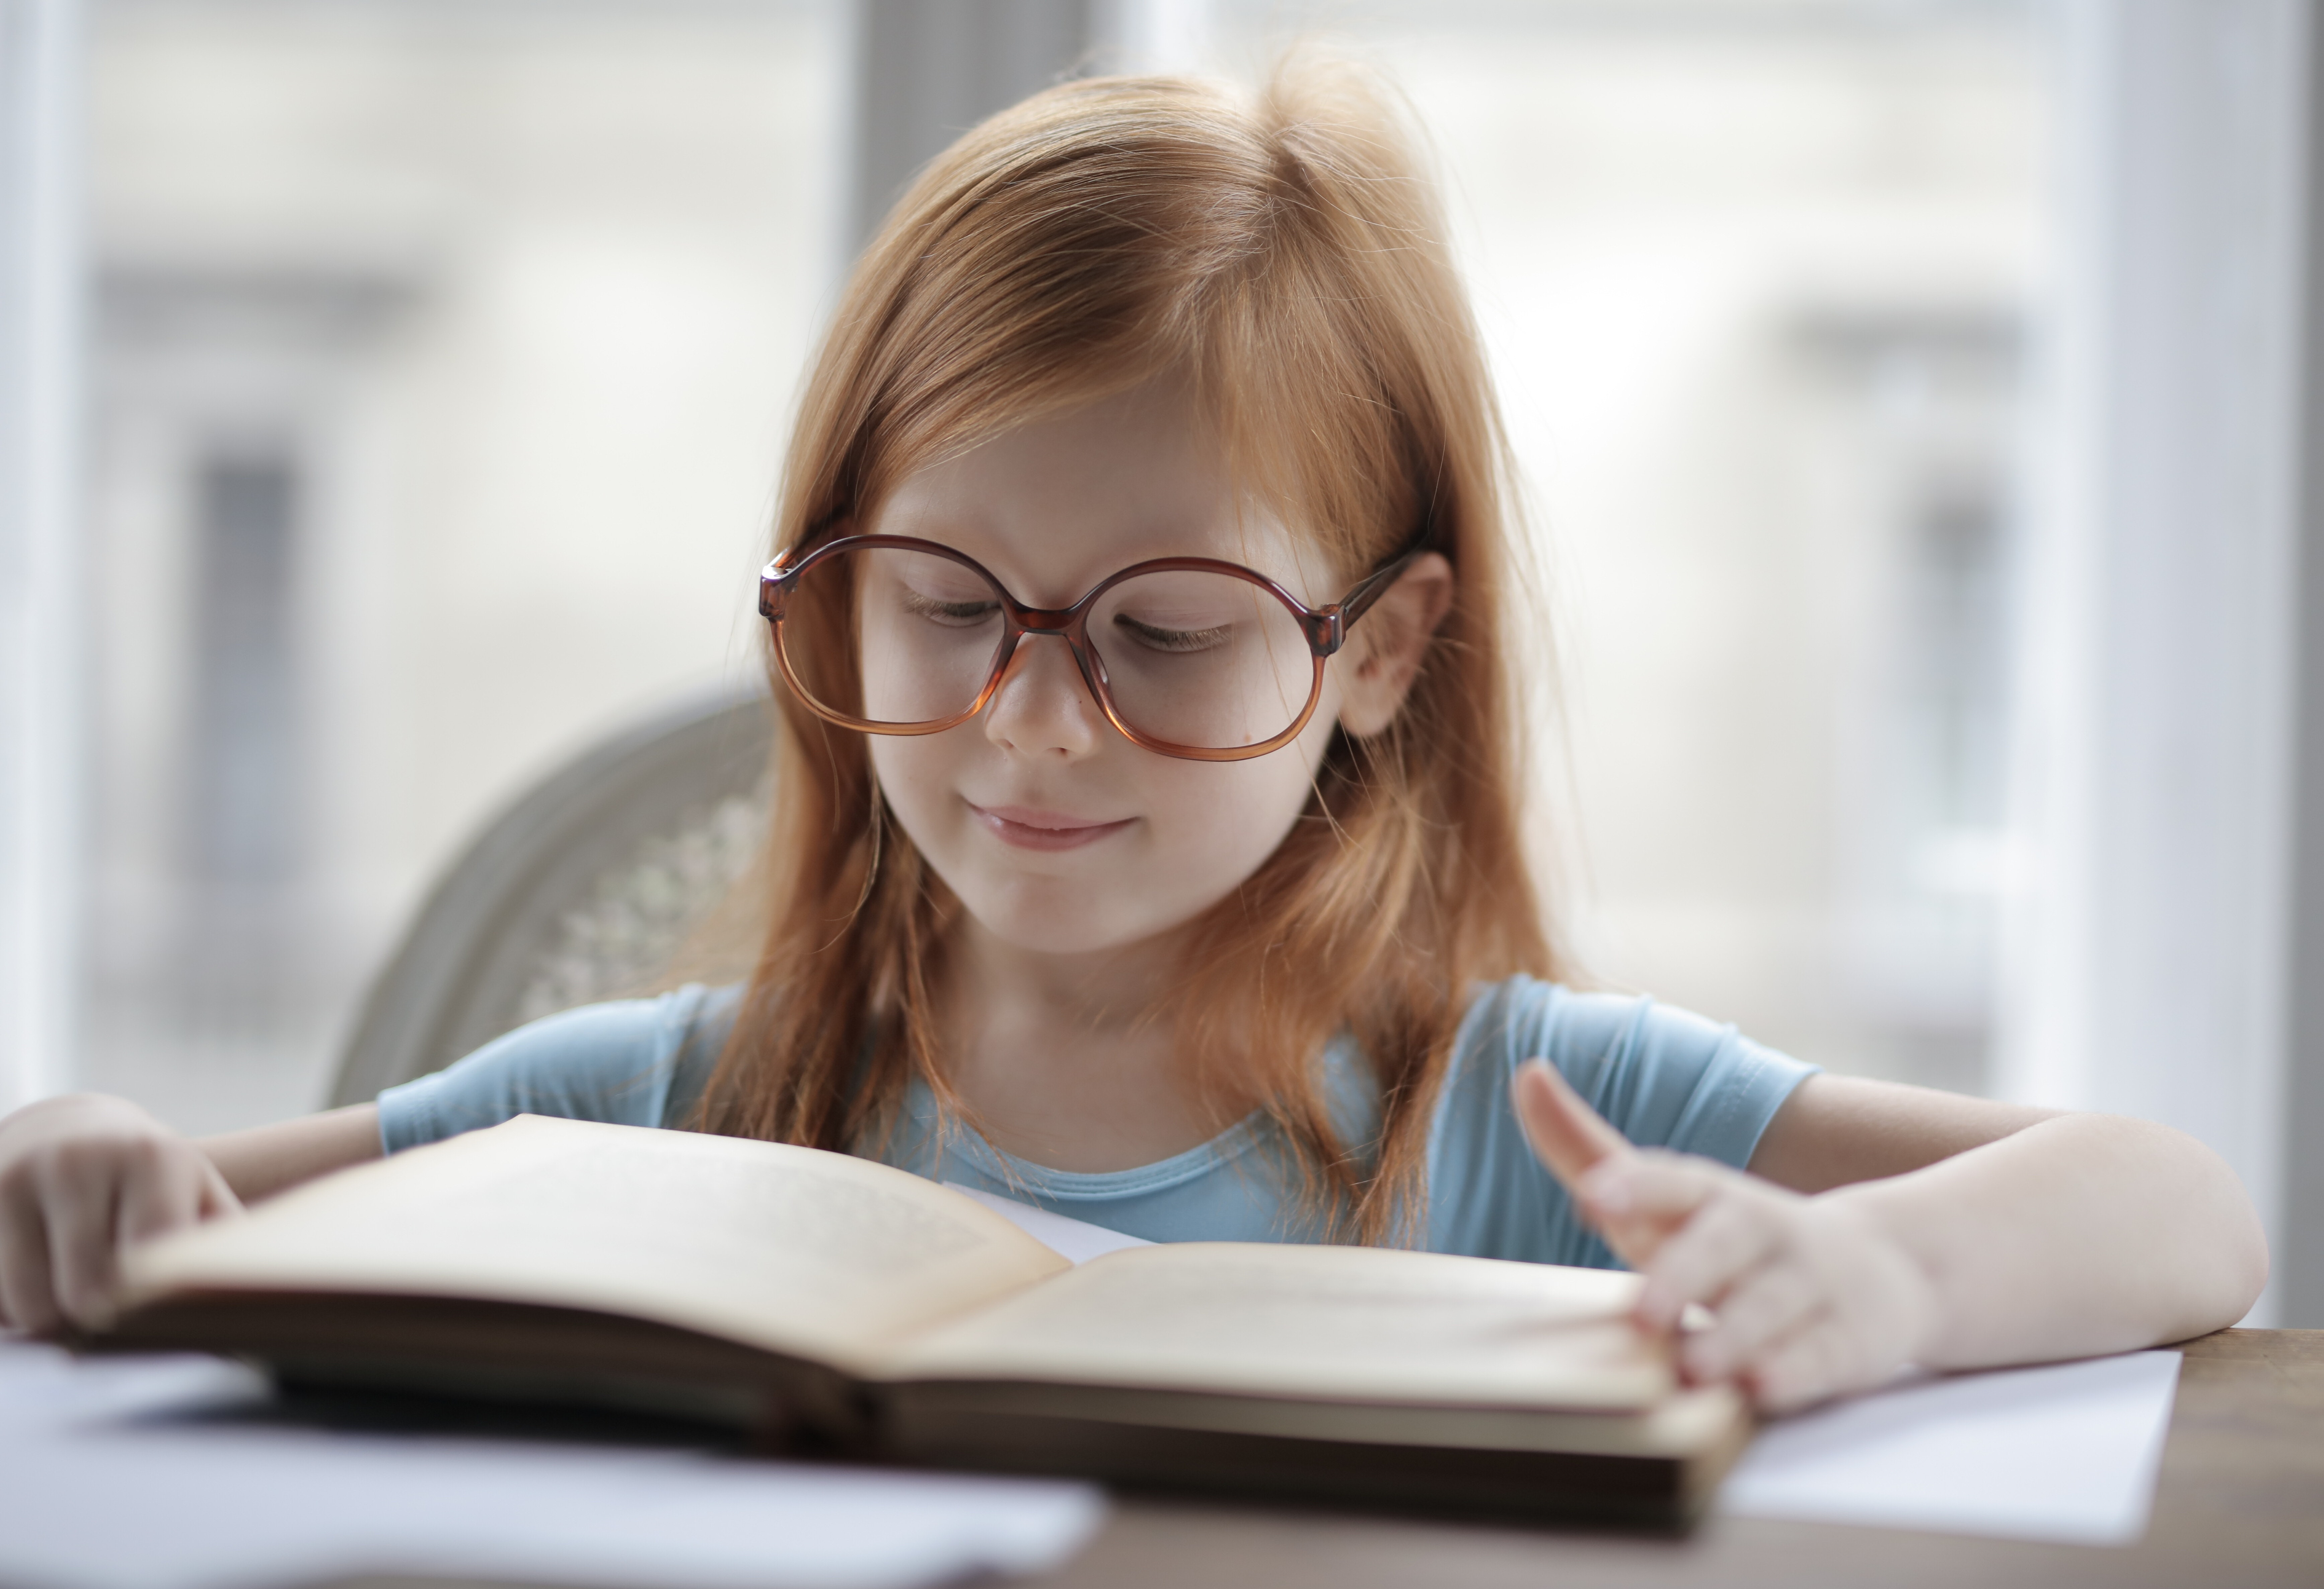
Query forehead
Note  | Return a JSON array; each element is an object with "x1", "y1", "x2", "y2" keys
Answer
[{"x1": 867, "y1": 382, "x2": 1332, "y2": 602}]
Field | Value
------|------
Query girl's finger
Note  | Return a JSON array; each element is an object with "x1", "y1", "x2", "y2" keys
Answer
[
  {"x1": 1580, "y1": 1151, "x2": 1721, "y2": 1224},
  {"x1": 0, "y1": 1184, "x2": 60, "y2": 1336},
  {"x1": 1512, "y1": 1058, "x2": 1633, "y2": 1191},
  {"x1": 1680, "y1": 1260, "x2": 1819, "y2": 1384},
  {"x1": 195, "y1": 1154, "x2": 243, "y2": 1221},
  {"x1": 1575, "y1": 1153, "x2": 1726, "y2": 1274},
  {"x1": 1747, "y1": 1311, "x2": 1858, "y2": 1415},
  {"x1": 1630, "y1": 1181, "x2": 1778, "y2": 1330},
  {"x1": 43, "y1": 1159, "x2": 120, "y2": 1330},
  {"x1": 116, "y1": 1143, "x2": 204, "y2": 1248}
]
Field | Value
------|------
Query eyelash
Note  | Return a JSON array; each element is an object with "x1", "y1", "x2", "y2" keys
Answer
[
  {"x1": 899, "y1": 587, "x2": 1230, "y2": 654},
  {"x1": 900, "y1": 590, "x2": 1000, "y2": 626},
  {"x1": 1115, "y1": 615, "x2": 1230, "y2": 653}
]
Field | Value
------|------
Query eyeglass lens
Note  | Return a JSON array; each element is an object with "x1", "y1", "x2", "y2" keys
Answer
[{"x1": 782, "y1": 546, "x2": 1317, "y2": 752}]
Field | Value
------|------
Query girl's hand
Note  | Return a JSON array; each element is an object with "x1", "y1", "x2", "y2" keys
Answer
[
  {"x1": 1512, "y1": 1058, "x2": 1936, "y2": 1413},
  {"x1": 0, "y1": 1094, "x2": 241, "y2": 1336}
]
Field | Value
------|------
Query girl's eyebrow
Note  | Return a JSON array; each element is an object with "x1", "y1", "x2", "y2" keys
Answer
[{"x1": 878, "y1": 479, "x2": 1317, "y2": 585}]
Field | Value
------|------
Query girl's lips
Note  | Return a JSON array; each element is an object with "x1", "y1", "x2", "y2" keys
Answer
[{"x1": 969, "y1": 802, "x2": 1136, "y2": 852}]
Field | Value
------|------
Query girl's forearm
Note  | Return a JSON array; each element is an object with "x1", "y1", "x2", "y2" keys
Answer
[{"x1": 1830, "y1": 1113, "x2": 2268, "y2": 1370}]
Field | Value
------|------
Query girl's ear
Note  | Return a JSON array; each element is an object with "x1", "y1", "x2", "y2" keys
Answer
[{"x1": 1336, "y1": 552, "x2": 1455, "y2": 738}]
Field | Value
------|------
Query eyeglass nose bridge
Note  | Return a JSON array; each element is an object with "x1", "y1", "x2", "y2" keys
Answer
[
  {"x1": 981, "y1": 619, "x2": 1114, "y2": 730},
  {"x1": 988, "y1": 602, "x2": 1099, "y2": 698}
]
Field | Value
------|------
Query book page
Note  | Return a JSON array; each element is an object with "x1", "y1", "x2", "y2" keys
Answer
[
  {"x1": 884, "y1": 1241, "x2": 1672, "y2": 1411},
  {"x1": 118, "y1": 1116, "x2": 1071, "y2": 1376}
]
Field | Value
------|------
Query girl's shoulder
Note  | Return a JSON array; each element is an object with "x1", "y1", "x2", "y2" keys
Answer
[
  {"x1": 1421, "y1": 976, "x2": 1819, "y2": 1263},
  {"x1": 376, "y1": 982, "x2": 743, "y2": 1153},
  {"x1": 1438, "y1": 974, "x2": 1820, "y2": 1167}
]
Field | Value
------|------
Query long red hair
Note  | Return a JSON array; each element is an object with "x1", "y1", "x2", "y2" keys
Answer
[{"x1": 697, "y1": 60, "x2": 1564, "y2": 1242}]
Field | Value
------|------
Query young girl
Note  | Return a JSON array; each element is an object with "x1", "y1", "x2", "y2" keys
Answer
[{"x1": 0, "y1": 64, "x2": 2265, "y2": 1414}]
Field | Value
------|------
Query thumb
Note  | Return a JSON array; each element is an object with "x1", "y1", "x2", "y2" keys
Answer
[
  {"x1": 196, "y1": 1158, "x2": 243, "y2": 1221},
  {"x1": 1512, "y1": 1059, "x2": 1656, "y2": 1267},
  {"x1": 1512, "y1": 1057, "x2": 1632, "y2": 1190}
]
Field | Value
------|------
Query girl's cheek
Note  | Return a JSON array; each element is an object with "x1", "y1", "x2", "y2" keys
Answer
[
  {"x1": 1150, "y1": 756, "x2": 1318, "y2": 875},
  {"x1": 866, "y1": 737, "x2": 948, "y2": 827},
  {"x1": 865, "y1": 737, "x2": 991, "y2": 890}
]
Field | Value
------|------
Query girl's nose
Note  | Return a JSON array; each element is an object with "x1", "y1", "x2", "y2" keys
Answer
[{"x1": 982, "y1": 634, "x2": 1103, "y2": 759}]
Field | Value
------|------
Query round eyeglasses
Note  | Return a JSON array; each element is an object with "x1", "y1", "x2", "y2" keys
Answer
[{"x1": 758, "y1": 534, "x2": 1422, "y2": 762}]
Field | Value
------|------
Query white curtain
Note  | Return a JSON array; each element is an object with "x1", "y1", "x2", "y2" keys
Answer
[
  {"x1": 2000, "y1": 0, "x2": 2312, "y2": 1323},
  {"x1": 0, "y1": 0, "x2": 85, "y2": 1114}
]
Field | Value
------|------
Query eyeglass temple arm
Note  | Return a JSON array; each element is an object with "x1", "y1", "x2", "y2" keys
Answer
[
  {"x1": 1325, "y1": 549, "x2": 1426, "y2": 646},
  {"x1": 758, "y1": 556, "x2": 790, "y2": 620}
]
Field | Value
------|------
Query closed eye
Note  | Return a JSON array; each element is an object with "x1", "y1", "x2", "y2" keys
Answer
[
  {"x1": 900, "y1": 588, "x2": 1001, "y2": 627},
  {"x1": 1114, "y1": 613, "x2": 1232, "y2": 653}
]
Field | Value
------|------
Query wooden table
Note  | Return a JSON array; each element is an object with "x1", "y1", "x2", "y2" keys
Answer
[{"x1": 1013, "y1": 1330, "x2": 2324, "y2": 1589}]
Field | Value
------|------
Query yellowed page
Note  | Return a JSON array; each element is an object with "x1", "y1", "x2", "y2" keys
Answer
[
  {"x1": 884, "y1": 1241, "x2": 1672, "y2": 1411},
  {"x1": 118, "y1": 1115, "x2": 1070, "y2": 1376}
]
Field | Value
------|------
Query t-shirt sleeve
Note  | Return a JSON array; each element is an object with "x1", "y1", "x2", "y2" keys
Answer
[
  {"x1": 374, "y1": 983, "x2": 742, "y2": 1154},
  {"x1": 1424, "y1": 976, "x2": 1818, "y2": 1268}
]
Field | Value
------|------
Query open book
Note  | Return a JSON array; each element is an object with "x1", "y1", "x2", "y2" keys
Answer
[{"x1": 95, "y1": 1115, "x2": 1750, "y2": 1526}]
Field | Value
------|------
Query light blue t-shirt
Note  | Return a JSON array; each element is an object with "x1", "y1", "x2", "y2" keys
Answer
[{"x1": 376, "y1": 976, "x2": 1816, "y2": 1269}]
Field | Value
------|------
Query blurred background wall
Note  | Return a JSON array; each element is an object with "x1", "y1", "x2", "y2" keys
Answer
[
  {"x1": 3, "y1": 0, "x2": 2320, "y2": 1319},
  {"x1": 74, "y1": 0, "x2": 843, "y2": 1130}
]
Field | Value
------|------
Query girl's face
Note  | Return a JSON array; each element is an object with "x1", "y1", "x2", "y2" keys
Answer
[{"x1": 862, "y1": 381, "x2": 1430, "y2": 962}]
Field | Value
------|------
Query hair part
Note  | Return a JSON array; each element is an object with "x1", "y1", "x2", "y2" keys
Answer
[{"x1": 698, "y1": 57, "x2": 1564, "y2": 1243}]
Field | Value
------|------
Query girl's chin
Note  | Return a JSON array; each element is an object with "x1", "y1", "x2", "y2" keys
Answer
[
  {"x1": 966, "y1": 911, "x2": 1170, "y2": 960},
  {"x1": 955, "y1": 885, "x2": 1209, "y2": 960}
]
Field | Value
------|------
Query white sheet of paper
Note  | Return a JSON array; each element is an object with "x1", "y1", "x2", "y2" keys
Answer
[
  {"x1": 943, "y1": 1184, "x2": 1153, "y2": 1263},
  {"x1": 0, "y1": 1339, "x2": 1105, "y2": 1589},
  {"x1": 1719, "y1": 1350, "x2": 2181, "y2": 1545}
]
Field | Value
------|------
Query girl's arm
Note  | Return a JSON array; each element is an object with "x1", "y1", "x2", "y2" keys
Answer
[
  {"x1": 1516, "y1": 1067, "x2": 2268, "y2": 1412},
  {"x1": 0, "y1": 1095, "x2": 380, "y2": 1335}
]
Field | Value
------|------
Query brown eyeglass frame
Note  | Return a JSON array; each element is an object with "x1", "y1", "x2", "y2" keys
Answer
[{"x1": 758, "y1": 533, "x2": 1426, "y2": 762}]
